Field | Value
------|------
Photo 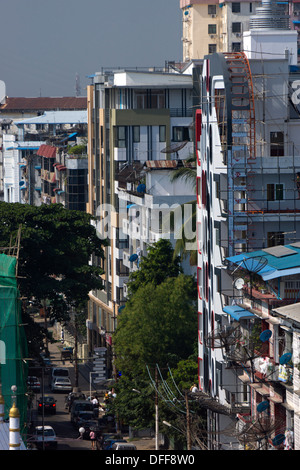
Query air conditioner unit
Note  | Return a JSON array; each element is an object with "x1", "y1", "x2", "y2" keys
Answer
[
  {"x1": 210, "y1": 35, "x2": 216, "y2": 39},
  {"x1": 235, "y1": 33, "x2": 241, "y2": 37},
  {"x1": 211, "y1": 14, "x2": 216, "y2": 17}
]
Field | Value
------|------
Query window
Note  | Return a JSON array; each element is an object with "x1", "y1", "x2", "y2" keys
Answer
[
  {"x1": 172, "y1": 126, "x2": 191, "y2": 142},
  {"x1": 209, "y1": 44, "x2": 217, "y2": 54},
  {"x1": 232, "y1": 22, "x2": 241, "y2": 33},
  {"x1": 232, "y1": 42, "x2": 241, "y2": 52},
  {"x1": 133, "y1": 126, "x2": 140, "y2": 143},
  {"x1": 135, "y1": 90, "x2": 165, "y2": 109},
  {"x1": 208, "y1": 4, "x2": 217, "y2": 14},
  {"x1": 270, "y1": 131, "x2": 284, "y2": 156},
  {"x1": 208, "y1": 24, "x2": 217, "y2": 35},
  {"x1": 267, "y1": 231, "x2": 284, "y2": 247},
  {"x1": 115, "y1": 126, "x2": 126, "y2": 148},
  {"x1": 267, "y1": 183, "x2": 284, "y2": 201},
  {"x1": 159, "y1": 125, "x2": 166, "y2": 142},
  {"x1": 232, "y1": 2, "x2": 241, "y2": 12},
  {"x1": 250, "y1": 2, "x2": 253, "y2": 12}
]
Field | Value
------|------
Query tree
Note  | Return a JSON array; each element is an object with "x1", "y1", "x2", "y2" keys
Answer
[
  {"x1": 127, "y1": 239, "x2": 182, "y2": 298},
  {"x1": 112, "y1": 274, "x2": 197, "y2": 428},
  {"x1": 0, "y1": 202, "x2": 105, "y2": 310}
]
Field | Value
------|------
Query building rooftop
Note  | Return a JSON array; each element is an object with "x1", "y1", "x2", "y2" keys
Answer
[
  {"x1": 15, "y1": 110, "x2": 87, "y2": 126},
  {"x1": 0, "y1": 96, "x2": 87, "y2": 112}
]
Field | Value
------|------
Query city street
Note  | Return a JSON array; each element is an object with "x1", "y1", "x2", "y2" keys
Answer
[{"x1": 27, "y1": 323, "x2": 99, "y2": 450}]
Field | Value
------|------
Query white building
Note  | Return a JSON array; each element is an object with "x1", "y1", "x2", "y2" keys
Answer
[
  {"x1": 196, "y1": 0, "x2": 300, "y2": 449},
  {"x1": 87, "y1": 64, "x2": 197, "y2": 355}
]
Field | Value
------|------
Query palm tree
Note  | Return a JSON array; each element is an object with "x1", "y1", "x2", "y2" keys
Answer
[{"x1": 168, "y1": 154, "x2": 197, "y2": 265}]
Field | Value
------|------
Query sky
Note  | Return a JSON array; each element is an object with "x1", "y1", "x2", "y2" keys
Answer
[{"x1": 0, "y1": 0, "x2": 182, "y2": 98}]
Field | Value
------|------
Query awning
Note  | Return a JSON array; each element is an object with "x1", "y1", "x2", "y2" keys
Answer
[
  {"x1": 223, "y1": 304, "x2": 255, "y2": 321},
  {"x1": 37, "y1": 144, "x2": 56, "y2": 158},
  {"x1": 226, "y1": 244, "x2": 300, "y2": 281}
]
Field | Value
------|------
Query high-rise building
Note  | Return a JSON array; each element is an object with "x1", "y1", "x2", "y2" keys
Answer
[
  {"x1": 180, "y1": 0, "x2": 260, "y2": 61},
  {"x1": 86, "y1": 65, "x2": 197, "y2": 364},
  {"x1": 196, "y1": 0, "x2": 300, "y2": 449}
]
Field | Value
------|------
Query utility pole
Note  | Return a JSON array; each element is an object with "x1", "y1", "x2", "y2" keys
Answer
[
  {"x1": 185, "y1": 391, "x2": 191, "y2": 450},
  {"x1": 155, "y1": 366, "x2": 159, "y2": 450}
]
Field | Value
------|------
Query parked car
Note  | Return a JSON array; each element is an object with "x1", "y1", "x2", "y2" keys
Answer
[
  {"x1": 51, "y1": 377, "x2": 72, "y2": 393},
  {"x1": 34, "y1": 425, "x2": 57, "y2": 450},
  {"x1": 70, "y1": 400, "x2": 95, "y2": 425},
  {"x1": 37, "y1": 396, "x2": 57, "y2": 415},
  {"x1": 111, "y1": 442, "x2": 137, "y2": 451},
  {"x1": 49, "y1": 367, "x2": 69, "y2": 384},
  {"x1": 76, "y1": 412, "x2": 100, "y2": 439},
  {"x1": 27, "y1": 376, "x2": 41, "y2": 392},
  {"x1": 103, "y1": 438, "x2": 127, "y2": 450}
]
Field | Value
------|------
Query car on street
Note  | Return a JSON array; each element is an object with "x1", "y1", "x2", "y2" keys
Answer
[
  {"x1": 34, "y1": 425, "x2": 57, "y2": 450},
  {"x1": 27, "y1": 376, "x2": 41, "y2": 392},
  {"x1": 76, "y1": 411, "x2": 100, "y2": 439},
  {"x1": 111, "y1": 442, "x2": 137, "y2": 451},
  {"x1": 37, "y1": 396, "x2": 57, "y2": 415},
  {"x1": 70, "y1": 400, "x2": 95, "y2": 425},
  {"x1": 51, "y1": 376, "x2": 72, "y2": 393},
  {"x1": 103, "y1": 438, "x2": 128, "y2": 450}
]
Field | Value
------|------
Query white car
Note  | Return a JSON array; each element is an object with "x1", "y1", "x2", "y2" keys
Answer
[
  {"x1": 34, "y1": 426, "x2": 57, "y2": 450},
  {"x1": 51, "y1": 376, "x2": 72, "y2": 392}
]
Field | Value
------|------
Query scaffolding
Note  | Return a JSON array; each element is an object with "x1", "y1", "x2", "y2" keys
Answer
[{"x1": 0, "y1": 230, "x2": 28, "y2": 445}]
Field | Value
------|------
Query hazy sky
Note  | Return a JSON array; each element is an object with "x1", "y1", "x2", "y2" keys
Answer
[{"x1": 1, "y1": 0, "x2": 182, "y2": 98}]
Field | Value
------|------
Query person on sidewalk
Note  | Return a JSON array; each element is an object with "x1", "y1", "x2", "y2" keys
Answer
[{"x1": 89, "y1": 430, "x2": 96, "y2": 450}]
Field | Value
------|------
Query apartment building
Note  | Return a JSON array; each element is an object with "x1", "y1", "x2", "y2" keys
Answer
[
  {"x1": 180, "y1": 0, "x2": 260, "y2": 61},
  {"x1": 86, "y1": 65, "x2": 197, "y2": 358},
  {"x1": 3, "y1": 110, "x2": 87, "y2": 208},
  {"x1": 196, "y1": 2, "x2": 300, "y2": 449}
]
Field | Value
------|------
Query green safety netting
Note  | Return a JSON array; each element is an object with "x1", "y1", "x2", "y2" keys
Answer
[{"x1": 0, "y1": 253, "x2": 28, "y2": 444}]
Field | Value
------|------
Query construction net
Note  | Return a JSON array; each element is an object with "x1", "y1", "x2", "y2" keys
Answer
[{"x1": 0, "y1": 253, "x2": 28, "y2": 444}]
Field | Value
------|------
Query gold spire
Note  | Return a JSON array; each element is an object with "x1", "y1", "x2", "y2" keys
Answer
[{"x1": 9, "y1": 402, "x2": 20, "y2": 419}]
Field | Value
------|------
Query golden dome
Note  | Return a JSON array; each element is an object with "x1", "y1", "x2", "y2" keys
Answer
[{"x1": 9, "y1": 402, "x2": 20, "y2": 418}]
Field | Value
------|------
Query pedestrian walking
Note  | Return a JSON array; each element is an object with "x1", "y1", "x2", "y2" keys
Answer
[{"x1": 90, "y1": 430, "x2": 96, "y2": 450}]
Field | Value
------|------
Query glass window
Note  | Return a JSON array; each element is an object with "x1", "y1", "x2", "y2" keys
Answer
[
  {"x1": 267, "y1": 183, "x2": 284, "y2": 201},
  {"x1": 209, "y1": 44, "x2": 217, "y2": 54},
  {"x1": 232, "y1": 2, "x2": 241, "y2": 13},
  {"x1": 115, "y1": 126, "x2": 126, "y2": 148},
  {"x1": 159, "y1": 125, "x2": 166, "y2": 142},
  {"x1": 270, "y1": 131, "x2": 284, "y2": 156},
  {"x1": 208, "y1": 24, "x2": 217, "y2": 34},
  {"x1": 208, "y1": 4, "x2": 217, "y2": 14},
  {"x1": 232, "y1": 42, "x2": 241, "y2": 52},
  {"x1": 133, "y1": 126, "x2": 140, "y2": 143},
  {"x1": 172, "y1": 126, "x2": 191, "y2": 142},
  {"x1": 232, "y1": 22, "x2": 241, "y2": 33}
]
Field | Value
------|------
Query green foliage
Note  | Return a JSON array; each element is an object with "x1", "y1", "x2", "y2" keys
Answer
[
  {"x1": 113, "y1": 272, "x2": 197, "y2": 428},
  {"x1": 127, "y1": 239, "x2": 182, "y2": 298},
  {"x1": 0, "y1": 202, "x2": 106, "y2": 311}
]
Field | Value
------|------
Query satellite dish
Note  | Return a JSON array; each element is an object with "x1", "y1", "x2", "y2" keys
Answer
[
  {"x1": 279, "y1": 352, "x2": 292, "y2": 365},
  {"x1": 257, "y1": 401, "x2": 269, "y2": 413},
  {"x1": 118, "y1": 305, "x2": 125, "y2": 313},
  {"x1": 129, "y1": 253, "x2": 138, "y2": 262},
  {"x1": 259, "y1": 329, "x2": 272, "y2": 342},
  {"x1": 136, "y1": 183, "x2": 146, "y2": 193},
  {"x1": 233, "y1": 278, "x2": 245, "y2": 290},
  {"x1": 272, "y1": 434, "x2": 285, "y2": 447}
]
